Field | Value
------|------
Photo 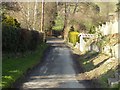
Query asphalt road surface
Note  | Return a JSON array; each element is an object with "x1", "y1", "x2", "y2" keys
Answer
[{"x1": 19, "y1": 37, "x2": 93, "y2": 89}]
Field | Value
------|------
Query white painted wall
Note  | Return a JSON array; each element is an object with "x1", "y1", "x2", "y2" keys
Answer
[{"x1": 97, "y1": 19, "x2": 119, "y2": 35}]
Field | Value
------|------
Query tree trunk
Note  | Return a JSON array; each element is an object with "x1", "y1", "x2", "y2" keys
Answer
[
  {"x1": 63, "y1": 2, "x2": 67, "y2": 40},
  {"x1": 27, "y1": 1, "x2": 30, "y2": 30},
  {"x1": 41, "y1": 0, "x2": 45, "y2": 42},
  {"x1": 33, "y1": 0, "x2": 37, "y2": 30}
]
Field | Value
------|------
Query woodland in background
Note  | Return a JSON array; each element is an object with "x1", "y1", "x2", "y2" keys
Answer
[{"x1": 1, "y1": 2, "x2": 119, "y2": 53}]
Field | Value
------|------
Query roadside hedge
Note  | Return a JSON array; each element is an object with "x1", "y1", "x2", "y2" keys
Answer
[{"x1": 2, "y1": 14, "x2": 44, "y2": 53}]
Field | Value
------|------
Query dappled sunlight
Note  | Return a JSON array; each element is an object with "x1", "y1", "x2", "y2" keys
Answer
[
  {"x1": 23, "y1": 81, "x2": 60, "y2": 88},
  {"x1": 46, "y1": 38, "x2": 64, "y2": 44},
  {"x1": 22, "y1": 74, "x2": 86, "y2": 88},
  {"x1": 9, "y1": 70, "x2": 21, "y2": 73},
  {"x1": 77, "y1": 53, "x2": 118, "y2": 80},
  {"x1": 1, "y1": 82, "x2": 7, "y2": 87},
  {"x1": 85, "y1": 58, "x2": 118, "y2": 79},
  {"x1": 82, "y1": 54, "x2": 106, "y2": 65},
  {"x1": 92, "y1": 54, "x2": 109, "y2": 66},
  {"x1": 2, "y1": 75, "x2": 14, "y2": 87},
  {"x1": 30, "y1": 74, "x2": 77, "y2": 81}
]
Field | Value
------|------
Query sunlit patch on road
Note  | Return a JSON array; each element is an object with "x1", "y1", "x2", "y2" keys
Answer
[{"x1": 23, "y1": 74, "x2": 85, "y2": 88}]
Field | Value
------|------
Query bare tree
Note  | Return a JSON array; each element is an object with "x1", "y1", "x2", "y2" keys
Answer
[
  {"x1": 63, "y1": 2, "x2": 67, "y2": 40},
  {"x1": 27, "y1": 1, "x2": 30, "y2": 30},
  {"x1": 41, "y1": 0, "x2": 44, "y2": 32},
  {"x1": 33, "y1": 0, "x2": 38, "y2": 30}
]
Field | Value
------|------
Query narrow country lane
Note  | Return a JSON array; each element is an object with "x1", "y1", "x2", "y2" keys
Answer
[{"x1": 19, "y1": 37, "x2": 92, "y2": 89}]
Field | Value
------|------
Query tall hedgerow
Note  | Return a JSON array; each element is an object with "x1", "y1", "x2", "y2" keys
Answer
[{"x1": 2, "y1": 14, "x2": 44, "y2": 53}]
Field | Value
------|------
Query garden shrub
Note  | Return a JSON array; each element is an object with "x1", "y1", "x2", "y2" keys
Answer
[
  {"x1": 69, "y1": 31, "x2": 79, "y2": 45},
  {"x1": 89, "y1": 26, "x2": 96, "y2": 34},
  {"x1": 2, "y1": 13, "x2": 20, "y2": 28}
]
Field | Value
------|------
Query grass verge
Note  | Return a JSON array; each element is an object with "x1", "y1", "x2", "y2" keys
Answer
[{"x1": 1, "y1": 43, "x2": 48, "y2": 88}]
